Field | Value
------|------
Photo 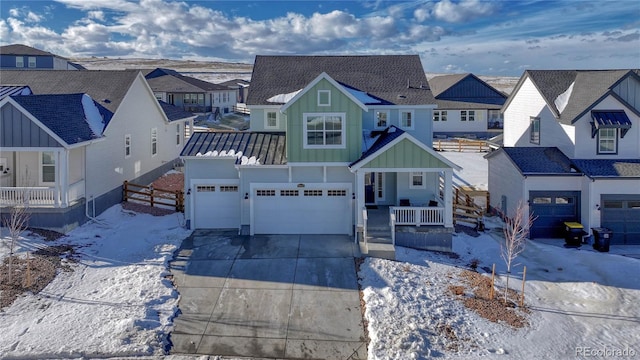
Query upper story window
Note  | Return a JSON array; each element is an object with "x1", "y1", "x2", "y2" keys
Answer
[
  {"x1": 317, "y1": 90, "x2": 331, "y2": 106},
  {"x1": 409, "y1": 172, "x2": 426, "y2": 189},
  {"x1": 265, "y1": 111, "x2": 279, "y2": 129},
  {"x1": 598, "y1": 128, "x2": 617, "y2": 154},
  {"x1": 400, "y1": 110, "x2": 414, "y2": 129},
  {"x1": 16, "y1": 57, "x2": 24, "y2": 67},
  {"x1": 125, "y1": 134, "x2": 132, "y2": 158},
  {"x1": 434, "y1": 110, "x2": 447, "y2": 121},
  {"x1": 375, "y1": 110, "x2": 389, "y2": 129},
  {"x1": 41, "y1": 152, "x2": 56, "y2": 183},
  {"x1": 461, "y1": 110, "x2": 475, "y2": 121},
  {"x1": 151, "y1": 128, "x2": 158, "y2": 156},
  {"x1": 530, "y1": 117, "x2": 540, "y2": 145},
  {"x1": 304, "y1": 113, "x2": 345, "y2": 149},
  {"x1": 28, "y1": 57, "x2": 36, "y2": 68}
]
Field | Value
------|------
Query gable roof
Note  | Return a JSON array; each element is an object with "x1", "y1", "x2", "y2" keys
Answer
[
  {"x1": 0, "y1": 44, "x2": 62, "y2": 57},
  {"x1": 218, "y1": 79, "x2": 250, "y2": 88},
  {"x1": 0, "y1": 70, "x2": 139, "y2": 115},
  {"x1": 158, "y1": 101, "x2": 197, "y2": 122},
  {"x1": 486, "y1": 147, "x2": 578, "y2": 176},
  {"x1": 144, "y1": 68, "x2": 228, "y2": 92},
  {"x1": 279, "y1": 72, "x2": 368, "y2": 112},
  {"x1": 8, "y1": 94, "x2": 105, "y2": 145},
  {"x1": 248, "y1": 55, "x2": 435, "y2": 106},
  {"x1": 428, "y1": 73, "x2": 506, "y2": 109},
  {"x1": 505, "y1": 69, "x2": 639, "y2": 125},
  {"x1": 181, "y1": 131, "x2": 287, "y2": 165}
]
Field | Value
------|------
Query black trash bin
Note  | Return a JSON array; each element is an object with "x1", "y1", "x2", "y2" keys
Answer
[
  {"x1": 564, "y1": 222, "x2": 585, "y2": 247},
  {"x1": 592, "y1": 227, "x2": 612, "y2": 252}
]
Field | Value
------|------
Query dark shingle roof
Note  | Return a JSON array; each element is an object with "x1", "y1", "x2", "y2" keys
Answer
[
  {"x1": 429, "y1": 73, "x2": 507, "y2": 109},
  {"x1": 0, "y1": 70, "x2": 139, "y2": 114},
  {"x1": 181, "y1": 131, "x2": 287, "y2": 165},
  {"x1": 247, "y1": 55, "x2": 435, "y2": 106},
  {"x1": 218, "y1": 79, "x2": 250, "y2": 88},
  {"x1": 11, "y1": 94, "x2": 103, "y2": 145},
  {"x1": 429, "y1": 73, "x2": 469, "y2": 97},
  {"x1": 145, "y1": 68, "x2": 228, "y2": 92},
  {"x1": 494, "y1": 147, "x2": 577, "y2": 175},
  {"x1": 350, "y1": 126, "x2": 405, "y2": 167},
  {"x1": 572, "y1": 159, "x2": 640, "y2": 177},
  {"x1": 0, "y1": 44, "x2": 61, "y2": 57},
  {"x1": 158, "y1": 101, "x2": 196, "y2": 122}
]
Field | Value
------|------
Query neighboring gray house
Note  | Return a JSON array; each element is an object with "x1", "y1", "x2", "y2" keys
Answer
[
  {"x1": 488, "y1": 69, "x2": 640, "y2": 244},
  {"x1": 144, "y1": 68, "x2": 237, "y2": 115},
  {"x1": 0, "y1": 70, "x2": 195, "y2": 232},
  {"x1": 0, "y1": 44, "x2": 85, "y2": 70},
  {"x1": 429, "y1": 73, "x2": 507, "y2": 139},
  {"x1": 219, "y1": 78, "x2": 251, "y2": 105}
]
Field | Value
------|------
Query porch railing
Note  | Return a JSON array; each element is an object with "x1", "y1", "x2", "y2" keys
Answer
[
  {"x1": 0, "y1": 187, "x2": 56, "y2": 206},
  {"x1": 390, "y1": 206, "x2": 445, "y2": 226},
  {"x1": 68, "y1": 180, "x2": 85, "y2": 203}
]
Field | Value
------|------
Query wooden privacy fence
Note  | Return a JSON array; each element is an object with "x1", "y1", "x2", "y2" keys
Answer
[
  {"x1": 123, "y1": 181, "x2": 184, "y2": 212},
  {"x1": 434, "y1": 138, "x2": 491, "y2": 152},
  {"x1": 452, "y1": 184, "x2": 489, "y2": 229}
]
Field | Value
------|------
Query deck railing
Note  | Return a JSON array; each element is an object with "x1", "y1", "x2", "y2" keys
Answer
[
  {"x1": 390, "y1": 206, "x2": 445, "y2": 226},
  {"x1": 0, "y1": 187, "x2": 57, "y2": 206}
]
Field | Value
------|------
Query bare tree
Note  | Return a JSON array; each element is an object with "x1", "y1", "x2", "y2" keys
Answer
[
  {"x1": 2, "y1": 195, "x2": 31, "y2": 285},
  {"x1": 500, "y1": 200, "x2": 535, "y2": 305}
]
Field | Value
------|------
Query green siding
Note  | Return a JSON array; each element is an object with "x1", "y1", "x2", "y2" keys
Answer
[
  {"x1": 286, "y1": 79, "x2": 362, "y2": 162},
  {"x1": 362, "y1": 138, "x2": 449, "y2": 168}
]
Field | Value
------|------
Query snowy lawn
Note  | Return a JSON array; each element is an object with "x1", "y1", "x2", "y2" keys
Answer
[{"x1": 0, "y1": 204, "x2": 191, "y2": 358}]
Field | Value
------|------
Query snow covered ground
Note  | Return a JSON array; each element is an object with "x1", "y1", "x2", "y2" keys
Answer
[{"x1": 0, "y1": 205, "x2": 191, "y2": 358}]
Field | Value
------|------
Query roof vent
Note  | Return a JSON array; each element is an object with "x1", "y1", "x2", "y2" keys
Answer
[
  {"x1": 103, "y1": 99, "x2": 111, "y2": 103},
  {"x1": 397, "y1": 94, "x2": 407, "y2": 99}
]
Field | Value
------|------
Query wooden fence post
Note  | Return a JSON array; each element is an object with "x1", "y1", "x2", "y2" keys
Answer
[
  {"x1": 149, "y1": 185, "x2": 154, "y2": 207},
  {"x1": 123, "y1": 181, "x2": 129, "y2": 202},
  {"x1": 520, "y1": 266, "x2": 527, "y2": 307},
  {"x1": 490, "y1": 263, "x2": 496, "y2": 300}
]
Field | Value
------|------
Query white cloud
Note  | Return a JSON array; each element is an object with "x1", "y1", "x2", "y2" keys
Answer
[
  {"x1": 432, "y1": 0, "x2": 495, "y2": 23},
  {"x1": 87, "y1": 11, "x2": 105, "y2": 21},
  {"x1": 414, "y1": 7, "x2": 430, "y2": 22}
]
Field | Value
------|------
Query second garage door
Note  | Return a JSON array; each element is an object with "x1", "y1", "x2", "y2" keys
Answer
[
  {"x1": 252, "y1": 187, "x2": 352, "y2": 234},
  {"x1": 601, "y1": 194, "x2": 640, "y2": 245},
  {"x1": 193, "y1": 183, "x2": 240, "y2": 229}
]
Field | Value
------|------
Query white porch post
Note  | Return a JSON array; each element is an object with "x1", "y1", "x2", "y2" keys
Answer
[
  {"x1": 59, "y1": 149, "x2": 69, "y2": 207},
  {"x1": 355, "y1": 170, "x2": 365, "y2": 226},
  {"x1": 444, "y1": 169, "x2": 454, "y2": 227}
]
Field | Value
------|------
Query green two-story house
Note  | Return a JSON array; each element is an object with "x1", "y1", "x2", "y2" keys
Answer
[{"x1": 180, "y1": 55, "x2": 460, "y2": 256}]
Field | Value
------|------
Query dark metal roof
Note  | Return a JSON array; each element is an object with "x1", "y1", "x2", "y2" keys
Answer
[
  {"x1": 181, "y1": 131, "x2": 287, "y2": 165},
  {"x1": 10, "y1": 94, "x2": 104, "y2": 145},
  {"x1": 247, "y1": 55, "x2": 435, "y2": 106},
  {"x1": 591, "y1": 110, "x2": 632, "y2": 128},
  {"x1": 572, "y1": 159, "x2": 640, "y2": 177},
  {"x1": 350, "y1": 126, "x2": 405, "y2": 167},
  {"x1": 490, "y1": 147, "x2": 577, "y2": 175},
  {"x1": 0, "y1": 85, "x2": 31, "y2": 99},
  {"x1": 158, "y1": 100, "x2": 196, "y2": 122},
  {"x1": 145, "y1": 68, "x2": 228, "y2": 92},
  {"x1": 0, "y1": 70, "x2": 139, "y2": 114}
]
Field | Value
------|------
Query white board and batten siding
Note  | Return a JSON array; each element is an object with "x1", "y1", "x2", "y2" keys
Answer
[
  {"x1": 249, "y1": 183, "x2": 353, "y2": 235},
  {"x1": 487, "y1": 150, "x2": 525, "y2": 217}
]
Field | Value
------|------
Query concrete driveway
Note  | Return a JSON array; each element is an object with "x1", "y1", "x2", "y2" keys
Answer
[{"x1": 169, "y1": 230, "x2": 367, "y2": 359}]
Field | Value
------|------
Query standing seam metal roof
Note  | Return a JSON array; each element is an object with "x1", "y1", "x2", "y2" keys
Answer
[{"x1": 180, "y1": 131, "x2": 287, "y2": 165}]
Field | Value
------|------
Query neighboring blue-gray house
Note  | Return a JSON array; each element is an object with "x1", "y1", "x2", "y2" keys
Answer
[
  {"x1": 0, "y1": 44, "x2": 85, "y2": 70},
  {"x1": 429, "y1": 73, "x2": 507, "y2": 138}
]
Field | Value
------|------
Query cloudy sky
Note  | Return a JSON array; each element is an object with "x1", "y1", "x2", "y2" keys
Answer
[{"x1": 1, "y1": 0, "x2": 638, "y2": 76}]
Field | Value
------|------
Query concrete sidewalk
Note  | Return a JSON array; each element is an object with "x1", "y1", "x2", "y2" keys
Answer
[{"x1": 169, "y1": 230, "x2": 367, "y2": 359}]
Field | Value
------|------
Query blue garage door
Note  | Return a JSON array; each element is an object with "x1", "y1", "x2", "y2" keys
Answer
[
  {"x1": 529, "y1": 191, "x2": 580, "y2": 239},
  {"x1": 601, "y1": 195, "x2": 640, "y2": 245}
]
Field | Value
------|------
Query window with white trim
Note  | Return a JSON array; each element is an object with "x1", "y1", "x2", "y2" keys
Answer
[
  {"x1": 184, "y1": 93, "x2": 204, "y2": 105},
  {"x1": 433, "y1": 110, "x2": 447, "y2": 121},
  {"x1": 530, "y1": 117, "x2": 540, "y2": 144},
  {"x1": 461, "y1": 110, "x2": 475, "y2": 121},
  {"x1": 317, "y1": 90, "x2": 331, "y2": 106},
  {"x1": 400, "y1": 110, "x2": 414, "y2": 129},
  {"x1": 125, "y1": 134, "x2": 132, "y2": 158},
  {"x1": 16, "y1": 57, "x2": 24, "y2": 67},
  {"x1": 409, "y1": 172, "x2": 426, "y2": 189},
  {"x1": 598, "y1": 128, "x2": 617, "y2": 154},
  {"x1": 304, "y1": 113, "x2": 345, "y2": 148},
  {"x1": 151, "y1": 128, "x2": 158, "y2": 156},
  {"x1": 176, "y1": 124, "x2": 181, "y2": 146},
  {"x1": 41, "y1": 152, "x2": 55, "y2": 183},
  {"x1": 375, "y1": 111, "x2": 388, "y2": 128},
  {"x1": 265, "y1": 111, "x2": 278, "y2": 129},
  {"x1": 28, "y1": 57, "x2": 36, "y2": 68}
]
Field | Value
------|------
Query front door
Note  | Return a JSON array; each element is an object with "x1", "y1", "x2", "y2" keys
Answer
[{"x1": 365, "y1": 172, "x2": 384, "y2": 205}]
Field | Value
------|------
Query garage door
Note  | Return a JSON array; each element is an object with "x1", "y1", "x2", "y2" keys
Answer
[
  {"x1": 252, "y1": 187, "x2": 351, "y2": 234},
  {"x1": 529, "y1": 191, "x2": 580, "y2": 239},
  {"x1": 193, "y1": 184, "x2": 240, "y2": 229},
  {"x1": 601, "y1": 195, "x2": 640, "y2": 245}
]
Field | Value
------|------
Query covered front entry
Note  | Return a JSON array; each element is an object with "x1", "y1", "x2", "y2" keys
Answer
[
  {"x1": 601, "y1": 194, "x2": 640, "y2": 245},
  {"x1": 529, "y1": 191, "x2": 580, "y2": 239},
  {"x1": 193, "y1": 182, "x2": 240, "y2": 229},
  {"x1": 251, "y1": 184, "x2": 352, "y2": 235}
]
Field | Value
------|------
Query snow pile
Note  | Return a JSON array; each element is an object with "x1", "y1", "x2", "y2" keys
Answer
[
  {"x1": 360, "y1": 230, "x2": 640, "y2": 359},
  {"x1": 267, "y1": 89, "x2": 301, "y2": 103},
  {"x1": 554, "y1": 81, "x2": 574, "y2": 114},
  {"x1": 0, "y1": 204, "x2": 192, "y2": 358},
  {"x1": 81, "y1": 94, "x2": 104, "y2": 137}
]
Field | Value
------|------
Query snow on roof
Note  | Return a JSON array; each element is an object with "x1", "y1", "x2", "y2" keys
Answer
[
  {"x1": 81, "y1": 94, "x2": 105, "y2": 136},
  {"x1": 346, "y1": 87, "x2": 381, "y2": 104},
  {"x1": 195, "y1": 149, "x2": 261, "y2": 165},
  {"x1": 554, "y1": 81, "x2": 574, "y2": 114},
  {"x1": 267, "y1": 89, "x2": 302, "y2": 103}
]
